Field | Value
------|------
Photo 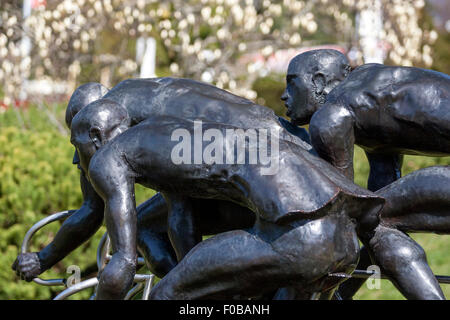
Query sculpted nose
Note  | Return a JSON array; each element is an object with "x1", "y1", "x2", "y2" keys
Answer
[
  {"x1": 281, "y1": 91, "x2": 288, "y2": 101},
  {"x1": 72, "y1": 150, "x2": 80, "y2": 165}
]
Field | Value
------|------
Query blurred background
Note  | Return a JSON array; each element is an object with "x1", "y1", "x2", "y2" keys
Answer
[{"x1": 0, "y1": 0, "x2": 449, "y2": 299}]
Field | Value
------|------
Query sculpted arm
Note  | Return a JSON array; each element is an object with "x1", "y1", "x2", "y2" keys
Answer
[
  {"x1": 39, "y1": 170, "x2": 104, "y2": 269},
  {"x1": 13, "y1": 168, "x2": 104, "y2": 280},
  {"x1": 309, "y1": 104, "x2": 355, "y2": 180},
  {"x1": 89, "y1": 156, "x2": 137, "y2": 299},
  {"x1": 163, "y1": 193, "x2": 200, "y2": 262},
  {"x1": 365, "y1": 152, "x2": 403, "y2": 192}
]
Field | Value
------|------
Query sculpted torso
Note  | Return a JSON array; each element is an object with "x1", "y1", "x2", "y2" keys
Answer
[
  {"x1": 104, "y1": 78, "x2": 264, "y2": 125},
  {"x1": 326, "y1": 64, "x2": 450, "y2": 155},
  {"x1": 88, "y1": 114, "x2": 381, "y2": 224},
  {"x1": 102, "y1": 77, "x2": 311, "y2": 150}
]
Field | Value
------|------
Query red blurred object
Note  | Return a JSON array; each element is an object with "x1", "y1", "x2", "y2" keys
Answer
[
  {"x1": 14, "y1": 99, "x2": 30, "y2": 109},
  {"x1": 0, "y1": 102, "x2": 8, "y2": 112},
  {"x1": 31, "y1": 0, "x2": 46, "y2": 9},
  {"x1": 0, "y1": 100, "x2": 30, "y2": 111}
]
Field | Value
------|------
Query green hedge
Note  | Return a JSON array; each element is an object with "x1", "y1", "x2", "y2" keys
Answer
[
  {"x1": 253, "y1": 74, "x2": 286, "y2": 116},
  {"x1": 0, "y1": 106, "x2": 154, "y2": 299}
]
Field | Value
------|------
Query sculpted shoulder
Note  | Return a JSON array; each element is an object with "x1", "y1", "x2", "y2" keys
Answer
[
  {"x1": 168, "y1": 78, "x2": 254, "y2": 105},
  {"x1": 310, "y1": 103, "x2": 353, "y2": 131},
  {"x1": 326, "y1": 64, "x2": 386, "y2": 104},
  {"x1": 328, "y1": 64, "x2": 450, "y2": 107},
  {"x1": 106, "y1": 78, "x2": 163, "y2": 94},
  {"x1": 87, "y1": 141, "x2": 132, "y2": 199}
]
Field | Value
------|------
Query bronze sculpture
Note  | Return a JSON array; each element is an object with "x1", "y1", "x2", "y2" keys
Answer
[
  {"x1": 70, "y1": 99, "x2": 384, "y2": 299},
  {"x1": 12, "y1": 50, "x2": 450, "y2": 300},
  {"x1": 13, "y1": 78, "x2": 310, "y2": 282},
  {"x1": 150, "y1": 164, "x2": 450, "y2": 300},
  {"x1": 13, "y1": 83, "x2": 109, "y2": 282},
  {"x1": 283, "y1": 49, "x2": 450, "y2": 189},
  {"x1": 283, "y1": 49, "x2": 450, "y2": 299}
]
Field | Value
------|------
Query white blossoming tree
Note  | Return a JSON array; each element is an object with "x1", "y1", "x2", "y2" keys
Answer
[{"x1": 0, "y1": 0, "x2": 439, "y2": 104}]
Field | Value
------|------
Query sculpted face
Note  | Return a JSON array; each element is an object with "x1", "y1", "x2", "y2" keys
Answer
[
  {"x1": 66, "y1": 82, "x2": 109, "y2": 173},
  {"x1": 70, "y1": 99, "x2": 131, "y2": 174},
  {"x1": 281, "y1": 70, "x2": 317, "y2": 126},
  {"x1": 72, "y1": 149, "x2": 81, "y2": 170},
  {"x1": 70, "y1": 125, "x2": 97, "y2": 174}
]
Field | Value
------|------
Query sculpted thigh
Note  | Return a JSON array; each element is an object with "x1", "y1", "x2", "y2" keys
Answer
[{"x1": 269, "y1": 213, "x2": 359, "y2": 280}]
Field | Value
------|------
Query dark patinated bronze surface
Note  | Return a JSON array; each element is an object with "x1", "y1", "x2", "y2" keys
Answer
[
  {"x1": 66, "y1": 93, "x2": 386, "y2": 299},
  {"x1": 13, "y1": 51, "x2": 450, "y2": 300},
  {"x1": 13, "y1": 78, "x2": 310, "y2": 283},
  {"x1": 284, "y1": 49, "x2": 449, "y2": 299}
]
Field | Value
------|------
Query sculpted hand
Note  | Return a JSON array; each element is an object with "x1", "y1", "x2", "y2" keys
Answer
[{"x1": 12, "y1": 252, "x2": 42, "y2": 282}]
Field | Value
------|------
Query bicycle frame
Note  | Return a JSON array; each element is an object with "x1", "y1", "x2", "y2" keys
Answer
[
  {"x1": 21, "y1": 210, "x2": 155, "y2": 300},
  {"x1": 20, "y1": 210, "x2": 450, "y2": 300}
]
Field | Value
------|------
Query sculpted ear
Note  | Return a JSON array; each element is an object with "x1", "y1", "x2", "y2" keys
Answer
[
  {"x1": 313, "y1": 72, "x2": 342, "y2": 99},
  {"x1": 89, "y1": 126, "x2": 104, "y2": 149},
  {"x1": 312, "y1": 72, "x2": 326, "y2": 96}
]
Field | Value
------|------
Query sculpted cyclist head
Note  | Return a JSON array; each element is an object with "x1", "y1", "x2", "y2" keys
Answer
[
  {"x1": 65, "y1": 82, "x2": 109, "y2": 169},
  {"x1": 70, "y1": 99, "x2": 130, "y2": 173},
  {"x1": 281, "y1": 49, "x2": 351, "y2": 125},
  {"x1": 65, "y1": 82, "x2": 109, "y2": 129}
]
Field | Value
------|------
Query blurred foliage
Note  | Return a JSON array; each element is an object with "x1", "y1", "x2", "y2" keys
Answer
[
  {"x1": 252, "y1": 74, "x2": 286, "y2": 116},
  {"x1": 0, "y1": 104, "x2": 154, "y2": 299},
  {"x1": 0, "y1": 100, "x2": 449, "y2": 299},
  {"x1": 431, "y1": 31, "x2": 450, "y2": 75},
  {"x1": 418, "y1": 2, "x2": 450, "y2": 75}
]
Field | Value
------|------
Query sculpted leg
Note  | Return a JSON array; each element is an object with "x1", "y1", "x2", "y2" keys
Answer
[
  {"x1": 338, "y1": 166, "x2": 450, "y2": 299},
  {"x1": 150, "y1": 213, "x2": 359, "y2": 300},
  {"x1": 376, "y1": 166, "x2": 450, "y2": 233},
  {"x1": 136, "y1": 194, "x2": 255, "y2": 278},
  {"x1": 365, "y1": 152, "x2": 403, "y2": 192},
  {"x1": 149, "y1": 229, "x2": 291, "y2": 300},
  {"x1": 357, "y1": 166, "x2": 450, "y2": 300},
  {"x1": 97, "y1": 199, "x2": 137, "y2": 300},
  {"x1": 334, "y1": 246, "x2": 373, "y2": 300},
  {"x1": 367, "y1": 225, "x2": 444, "y2": 300},
  {"x1": 164, "y1": 193, "x2": 201, "y2": 261},
  {"x1": 136, "y1": 193, "x2": 177, "y2": 278}
]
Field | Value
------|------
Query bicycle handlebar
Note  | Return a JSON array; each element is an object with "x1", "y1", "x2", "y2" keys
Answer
[{"x1": 21, "y1": 210, "x2": 75, "y2": 287}]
